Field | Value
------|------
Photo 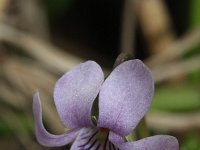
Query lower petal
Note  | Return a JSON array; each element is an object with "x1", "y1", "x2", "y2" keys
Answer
[
  {"x1": 33, "y1": 91, "x2": 80, "y2": 147},
  {"x1": 110, "y1": 133, "x2": 179, "y2": 150},
  {"x1": 71, "y1": 127, "x2": 119, "y2": 150}
]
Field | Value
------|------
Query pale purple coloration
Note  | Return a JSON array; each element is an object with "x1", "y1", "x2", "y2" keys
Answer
[{"x1": 33, "y1": 60, "x2": 179, "y2": 150}]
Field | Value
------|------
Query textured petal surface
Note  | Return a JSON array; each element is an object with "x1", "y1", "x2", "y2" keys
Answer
[
  {"x1": 71, "y1": 127, "x2": 119, "y2": 150},
  {"x1": 33, "y1": 92, "x2": 80, "y2": 147},
  {"x1": 110, "y1": 134, "x2": 179, "y2": 150},
  {"x1": 54, "y1": 61, "x2": 104, "y2": 128},
  {"x1": 98, "y1": 60, "x2": 154, "y2": 136},
  {"x1": 109, "y1": 131, "x2": 124, "y2": 144}
]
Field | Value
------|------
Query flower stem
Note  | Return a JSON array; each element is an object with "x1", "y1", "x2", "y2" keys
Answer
[
  {"x1": 113, "y1": 53, "x2": 133, "y2": 68},
  {"x1": 135, "y1": 117, "x2": 150, "y2": 139}
]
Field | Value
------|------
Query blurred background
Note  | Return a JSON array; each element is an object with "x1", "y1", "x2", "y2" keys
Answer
[{"x1": 0, "y1": 0, "x2": 200, "y2": 149}]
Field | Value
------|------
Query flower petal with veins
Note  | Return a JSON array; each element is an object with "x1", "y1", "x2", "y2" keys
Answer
[
  {"x1": 33, "y1": 59, "x2": 179, "y2": 150},
  {"x1": 71, "y1": 127, "x2": 119, "y2": 150}
]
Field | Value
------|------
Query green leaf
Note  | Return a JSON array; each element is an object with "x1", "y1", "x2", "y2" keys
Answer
[
  {"x1": 0, "y1": 118, "x2": 13, "y2": 137},
  {"x1": 151, "y1": 85, "x2": 200, "y2": 112},
  {"x1": 45, "y1": 0, "x2": 74, "y2": 16},
  {"x1": 190, "y1": 0, "x2": 200, "y2": 27},
  {"x1": 181, "y1": 132, "x2": 200, "y2": 150}
]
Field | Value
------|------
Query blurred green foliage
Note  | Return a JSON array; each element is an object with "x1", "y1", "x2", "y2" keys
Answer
[
  {"x1": 0, "y1": 119, "x2": 13, "y2": 137},
  {"x1": 187, "y1": 0, "x2": 200, "y2": 84},
  {"x1": 151, "y1": 85, "x2": 200, "y2": 112},
  {"x1": 181, "y1": 132, "x2": 200, "y2": 150},
  {"x1": 0, "y1": 113, "x2": 33, "y2": 137},
  {"x1": 45, "y1": 0, "x2": 74, "y2": 16},
  {"x1": 190, "y1": 0, "x2": 200, "y2": 27}
]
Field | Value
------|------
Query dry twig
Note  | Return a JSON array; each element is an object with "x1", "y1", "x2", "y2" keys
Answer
[
  {"x1": 146, "y1": 27, "x2": 200, "y2": 67},
  {"x1": 152, "y1": 55, "x2": 200, "y2": 83},
  {"x1": 120, "y1": 0, "x2": 135, "y2": 56},
  {"x1": 0, "y1": 0, "x2": 9, "y2": 19},
  {"x1": 0, "y1": 57, "x2": 65, "y2": 133},
  {"x1": 134, "y1": 0, "x2": 175, "y2": 54},
  {"x1": 0, "y1": 23, "x2": 83, "y2": 73}
]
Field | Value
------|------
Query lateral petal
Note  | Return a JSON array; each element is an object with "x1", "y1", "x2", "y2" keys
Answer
[{"x1": 33, "y1": 91, "x2": 80, "y2": 147}]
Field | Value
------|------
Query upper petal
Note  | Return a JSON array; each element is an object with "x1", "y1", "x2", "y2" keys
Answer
[
  {"x1": 54, "y1": 61, "x2": 104, "y2": 128},
  {"x1": 111, "y1": 135, "x2": 179, "y2": 150},
  {"x1": 98, "y1": 59, "x2": 154, "y2": 136},
  {"x1": 33, "y1": 91, "x2": 80, "y2": 147}
]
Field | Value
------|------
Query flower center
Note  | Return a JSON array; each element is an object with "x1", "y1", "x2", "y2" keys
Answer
[
  {"x1": 97, "y1": 128, "x2": 109, "y2": 144},
  {"x1": 75, "y1": 128, "x2": 119, "y2": 149}
]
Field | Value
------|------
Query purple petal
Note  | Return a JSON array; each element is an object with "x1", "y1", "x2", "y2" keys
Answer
[
  {"x1": 33, "y1": 91, "x2": 80, "y2": 147},
  {"x1": 54, "y1": 61, "x2": 104, "y2": 128},
  {"x1": 70, "y1": 128, "x2": 100, "y2": 150},
  {"x1": 98, "y1": 60, "x2": 154, "y2": 136},
  {"x1": 71, "y1": 127, "x2": 118, "y2": 150},
  {"x1": 110, "y1": 134, "x2": 179, "y2": 150},
  {"x1": 109, "y1": 131, "x2": 124, "y2": 144}
]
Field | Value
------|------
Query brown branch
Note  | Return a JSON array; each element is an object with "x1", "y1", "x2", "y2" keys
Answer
[
  {"x1": 134, "y1": 0, "x2": 175, "y2": 54},
  {"x1": 0, "y1": 57, "x2": 65, "y2": 133},
  {"x1": 120, "y1": 0, "x2": 135, "y2": 56},
  {"x1": 18, "y1": 0, "x2": 50, "y2": 39},
  {"x1": 0, "y1": 23, "x2": 84, "y2": 73},
  {"x1": 146, "y1": 27, "x2": 200, "y2": 67},
  {"x1": 152, "y1": 55, "x2": 200, "y2": 83},
  {"x1": 0, "y1": 0, "x2": 9, "y2": 19}
]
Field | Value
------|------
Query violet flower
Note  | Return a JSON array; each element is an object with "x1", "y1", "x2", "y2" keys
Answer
[{"x1": 33, "y1": 60, "x2": 179, "y2": 150}]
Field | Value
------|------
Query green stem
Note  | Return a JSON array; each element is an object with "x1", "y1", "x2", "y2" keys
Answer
[{"x1": 135, "y1": 117, "x2": 150, "y2": 139}]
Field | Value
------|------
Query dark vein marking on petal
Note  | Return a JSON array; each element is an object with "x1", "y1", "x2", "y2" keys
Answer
[
  {"x1": 81, "y1": 129, "x2": 91, "y2": 136},
  {"x1": 103, "y1": 134, "x2": 109, "y2": 150},
  {"x1": 109, "y1": 141, "x2": 112, "y2": 150},
  {"x1": 95, "y1": 143, "x2": 101, "y2": 150},
  {"x1": 85, "y1": 139, "x2": 97, "y2": 150},
  {"x1": 112, "y1": 143, "x2": 116, "y2": 150},
  {"x1": 81, "y1": 128, "x2": 95, "y2": 137},
  {"x1": 79, "y1": 130, "x2": 98, "y2": 148},
  {"x1": 81, "y1": 132, "x2": 95, "y2": 140}
]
